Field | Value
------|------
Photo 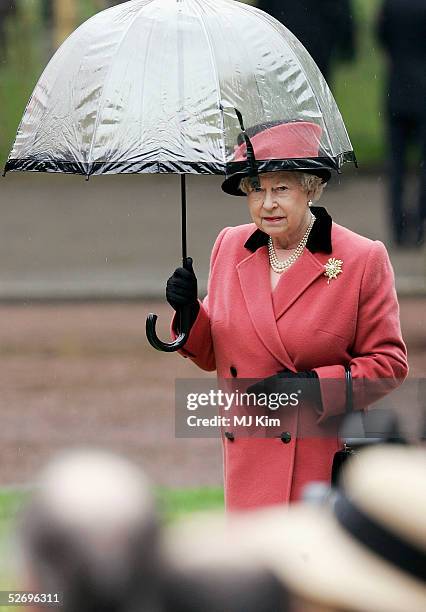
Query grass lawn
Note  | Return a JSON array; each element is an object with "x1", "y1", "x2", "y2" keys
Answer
[
  {"x1": 157, "y1": 486, "x2": 224, "y2": 520},
  {"x1": 0, "y1": 485, "x2": 224, "y2": 524},
  {"x1": 0, "y1": 484, "x2": 224, "y2": 535}
]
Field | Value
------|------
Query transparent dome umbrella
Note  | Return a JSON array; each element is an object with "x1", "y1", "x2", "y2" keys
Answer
[{"x1": 4, "y1": 0, "x2": 356, "y2": 352}]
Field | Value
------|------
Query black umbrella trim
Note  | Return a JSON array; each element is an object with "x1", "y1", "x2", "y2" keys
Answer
[
  {"x1": 225, "y1": 153, "x2": 355, "y2": 175},
  {"x1": 3, "y1": 152, "x2": 356, "y2": 177},
  {"x1": 3, "y1": 159, "x2": 224, "y2": 176}
]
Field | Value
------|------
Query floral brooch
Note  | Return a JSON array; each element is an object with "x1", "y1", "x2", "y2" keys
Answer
[{"x1": 324, "y1": 257, "x2": 343, "y2": 284}]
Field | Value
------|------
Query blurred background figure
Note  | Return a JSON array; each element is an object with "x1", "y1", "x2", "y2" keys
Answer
[
  {"x1": 19, "y1": 450, "x2": 163, "y2": 612},
  {"x1": 376, "y1": 0, "x2": 426, "y2": 247},
  {"x1": 256, "y1": 0, "x2": 357, "y2": 83}
]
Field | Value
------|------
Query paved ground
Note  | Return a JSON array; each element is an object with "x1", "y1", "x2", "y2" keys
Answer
[
  {"x1": 0, "y1": 302, "x2": 220, "y2": 487},
  {"x1": 0, "y1": 298, "x2": 424, "y2": 488},
  {"x1": 1, "y1": 171, "x2": 425, "y2": 298}
]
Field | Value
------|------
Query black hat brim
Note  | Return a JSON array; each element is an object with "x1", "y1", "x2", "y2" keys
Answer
[{"x1": 221, "y1": 159, "x2": 333, "y2": 196}]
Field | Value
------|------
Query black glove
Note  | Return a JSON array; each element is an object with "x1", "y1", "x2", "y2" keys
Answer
[
  {"x1": 166, "y1": 257, "x2": 200, "y2": 328},
  {"x1": 247, "y1": 369, "x2": 321, "y2": 410},
  {"x1": 166, "y1": 257, "x2": 198, "y2": 310}
]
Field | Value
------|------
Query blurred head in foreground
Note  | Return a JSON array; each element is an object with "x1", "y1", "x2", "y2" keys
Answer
[
  {"x1": 261, "y1": 445, "x2": 426, "y2": 612},
  {"x1": 19, "y1": 450, "x2": 161, "y2": 612},
  {"x1": 19, "y1": 450, "x2": 289, "y2": 612},
  {"x1": 165, "y1": 445, "x2": 426, "y2": 612}
]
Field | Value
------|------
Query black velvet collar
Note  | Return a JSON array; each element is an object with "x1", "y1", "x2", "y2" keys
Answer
[{"x1": 244, "y1": 206, "x2": 332, "y2": 254}]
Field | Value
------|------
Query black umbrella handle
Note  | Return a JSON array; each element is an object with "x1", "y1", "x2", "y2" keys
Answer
[
  {"x1": 146, "y1": 309, "x2": 190, "y2": 353},
  {"x1": 146, "y1": 271, "x2": 194, "y2": 352}
]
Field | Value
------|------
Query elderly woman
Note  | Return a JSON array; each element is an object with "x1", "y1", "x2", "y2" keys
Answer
[{"x1": 167, "y1": 121, "x2": 408, "y2": 511}]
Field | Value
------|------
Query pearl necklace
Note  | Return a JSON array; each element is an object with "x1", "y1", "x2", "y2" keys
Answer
[{"x1": 268, "y1": 213, "x2": 316, "y2": 274}]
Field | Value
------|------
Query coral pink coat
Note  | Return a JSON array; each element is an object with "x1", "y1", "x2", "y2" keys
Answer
[{"x1": 174, "y1": 210, "x2": 408, "y2": 511}]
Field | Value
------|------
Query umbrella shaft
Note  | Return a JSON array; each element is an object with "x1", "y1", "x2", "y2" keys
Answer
[{"x1": 181, "y1": 174, "x2": 187, "y2": 264}]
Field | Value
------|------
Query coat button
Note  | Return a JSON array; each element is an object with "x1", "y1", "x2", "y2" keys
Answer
[
  {"x1": 280, "y1": 432, "x2": 292, "y2": 444},
  {"x1": 225, "y1": 431, "x2": 235, "y2": 442},
  {"x1": 230, "y1": 366, "x2": 237, "y2": 378}
]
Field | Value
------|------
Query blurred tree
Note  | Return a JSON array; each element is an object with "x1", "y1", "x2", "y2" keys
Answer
[
  {"x1": 0, "y1": 2, "x2": 16, "y2": 60},
  {"x1": 40, "y1": 0, "x2": 53, "y2": 26},
  {"x1": 38, "y1": 0, "x2": 54, "y2": 59},
  {"x1": 53, "y1": 0, "x2": 77, "y2": 47}
]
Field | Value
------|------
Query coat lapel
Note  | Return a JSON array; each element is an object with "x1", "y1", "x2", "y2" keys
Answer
[
  {"x1": 237, "y1": 247, "x2": 295, "y2": 369},
  {"x1": 237, "y1": 207, "x2": 333, "y2": 366},
  {"x1": 272, "y1": 249, "x2": 326, "y2": 321}
]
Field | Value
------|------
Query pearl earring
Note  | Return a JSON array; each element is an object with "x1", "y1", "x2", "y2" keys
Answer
[{"x1": 308, "y1": 200, "x2": 313, "y2": 207}]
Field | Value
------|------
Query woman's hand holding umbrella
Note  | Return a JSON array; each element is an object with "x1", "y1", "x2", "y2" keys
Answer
[{"x1": 166, "y1": 257, "x2": 200, "y2": 332}]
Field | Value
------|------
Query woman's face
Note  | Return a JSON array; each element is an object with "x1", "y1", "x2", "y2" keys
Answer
[{"x1": 246, "y1": 172, "x2": 311, "y2": 247}]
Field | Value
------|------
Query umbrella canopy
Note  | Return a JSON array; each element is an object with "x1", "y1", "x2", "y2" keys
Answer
[
  {"x1": 5, "y1": 0, "x2": 355, "y2": 178},
  {"x1": 4, "y1": 0, "x2": 356, "y2": 352}
]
